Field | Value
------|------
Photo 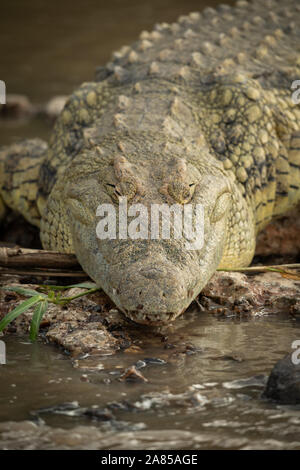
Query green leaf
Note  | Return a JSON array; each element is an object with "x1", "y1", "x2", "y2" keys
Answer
[
  {"x1": 1, "y1": 286, "x2": 46, "y2": 298},
  {"x1": 30, "y1": 301, "x2": 49, "y2": 342},
  {"x1": 0, "y1": 295, "x2": 42, "y2": 332}
]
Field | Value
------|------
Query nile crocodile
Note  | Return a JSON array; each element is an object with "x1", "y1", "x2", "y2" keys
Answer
[{"x1": 1, "y1": 0, "x2": 300, "y2": 324}]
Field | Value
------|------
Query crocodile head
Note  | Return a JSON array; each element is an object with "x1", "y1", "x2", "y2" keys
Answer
[{"x1": 42, "y1": 135, "x2": 255, "y2": 325}]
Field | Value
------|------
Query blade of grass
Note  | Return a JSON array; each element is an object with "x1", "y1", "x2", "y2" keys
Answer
[
  {"x1": 60, "y1": 287, "x2": 100, "y2": 303},
  {"x1": 0, "y1": 295, "x2": 43, "y2": 332},
  {"x1": 30, "y1": 301, "x2": 49, "y2": 341},
  {"x1": 38, "y1": 281, "x2": 97, "y2": 291},
  {"x1": 1, "y1": 286, "x2": 46, "y2": 298}
]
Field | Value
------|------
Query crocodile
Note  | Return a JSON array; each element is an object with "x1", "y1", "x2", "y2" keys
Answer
[{"x1": 0, "y1": 0, "x2": 300, "y2": 325}]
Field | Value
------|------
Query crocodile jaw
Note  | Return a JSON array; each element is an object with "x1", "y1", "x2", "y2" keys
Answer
[{"x1": 70, "y1": 208, "x2": 230, "y2": 325}]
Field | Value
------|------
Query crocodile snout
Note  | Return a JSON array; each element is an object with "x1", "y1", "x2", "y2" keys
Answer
[{"x1": 109, "y1": 257, "x2": 191, "y2": 324}]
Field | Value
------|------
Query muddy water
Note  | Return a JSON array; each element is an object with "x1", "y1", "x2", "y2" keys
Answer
[
  {"x1": 1, "y1": 312, "x2": 300, "y2": 449},
  {"x1": 0, "y1": 0, "x2": 300, "y2": 450}
]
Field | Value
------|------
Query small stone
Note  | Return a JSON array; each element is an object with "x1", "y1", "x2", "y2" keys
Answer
[{"x1": 263, "y1": 354, "x2": 300, "y2": 404}]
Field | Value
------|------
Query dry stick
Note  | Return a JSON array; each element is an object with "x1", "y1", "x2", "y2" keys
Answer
[
  {"x1": 0, "y1": 268, "x2": 88, "y2": 277},
  {"x1": 0, "y1": 246, "x2": 87, "y2": 277},
  {"x1": 217, "y1": 264, "x2": 300, "y2": 273}
]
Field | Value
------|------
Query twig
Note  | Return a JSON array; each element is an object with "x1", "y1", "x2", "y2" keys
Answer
[
  {"x1": 0, "y1": 246, "x2": 87, "y2": 277},
  {"x1": 0, "y1": 246, "x2": 79, "y2": 268},
  {"x1": 217, "y1": 264, "x2": 300, "y2": 273},
  {"x1": 0, "y1": 267, "x2": 88, "y2": 277}
]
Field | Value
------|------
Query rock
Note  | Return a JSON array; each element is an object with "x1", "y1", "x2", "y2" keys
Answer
[
  {"x1": 44, "y1": 95, "x2": 68, "y2": 120},
  {"x1": 0, "y1": 94, "x2": 35, "y2": 118},
  {"x1": 263, "y1": 354, "x2": 300, "y2": 404},
  {"x1": 200, "y1": 271, "x2": 300, "y2": 316},
  {"x1": 119, "y1": 365, "x2": 148, "y2": 382}
]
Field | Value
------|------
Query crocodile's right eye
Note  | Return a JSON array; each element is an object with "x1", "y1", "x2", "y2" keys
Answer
[{"x1": 167, "y1": 181, "x2": 196, "y2": 204}]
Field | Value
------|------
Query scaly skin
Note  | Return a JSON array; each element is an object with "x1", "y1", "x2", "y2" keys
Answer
[{"x1": 1, "y1": 0, "x2": 300, "y2": 324}]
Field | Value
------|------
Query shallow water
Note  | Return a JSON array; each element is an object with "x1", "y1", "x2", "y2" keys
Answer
[
  {"x1": 1, "y1": 311, "x2": 300, "y2": 449},
  {"x1": 0, "y1": 0, "x2": 300, "y2": 450}
]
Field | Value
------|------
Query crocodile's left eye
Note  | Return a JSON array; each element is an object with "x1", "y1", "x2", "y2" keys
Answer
[
  {"x1": 106, "y1": 179, "x2": 137, "y2": 202},
  {"x1": 210, "y1": 192, "x2": 231, "y2": 223},
  {"x1": 168, "y1": 181, "x2": 196, "y2": 204}
]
